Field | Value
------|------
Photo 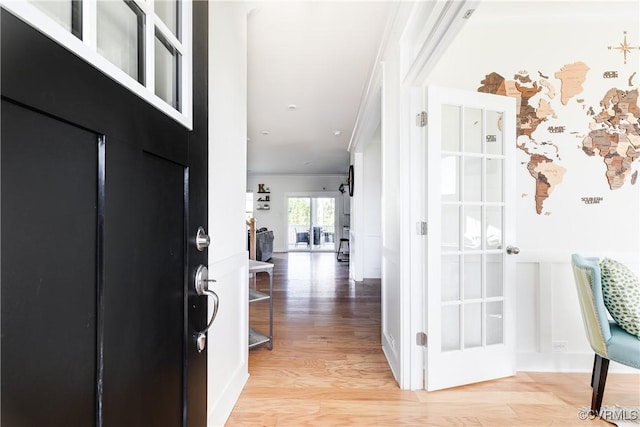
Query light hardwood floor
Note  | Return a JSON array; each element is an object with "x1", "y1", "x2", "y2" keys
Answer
[{"x1": 227, "y1": 252, "x2": 639, "y2": 426}]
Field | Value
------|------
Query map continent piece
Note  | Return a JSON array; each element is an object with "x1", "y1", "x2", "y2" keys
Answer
[
  {"x1": 479, "y1": 72, "x2": 507, "y2": 95},
  {"x1": 527, "y1": 154, "x2": 567, "y2": 214},
  {"x1": 536, "y1": 99, "x2": 556, "y2": 119},
  {"x1": 582, "y1": 88, "x2": 640, "y2": 190},
  {"x1": 554, "y1": 62, "x2": 590, "y2": 105},
  {"x1": 538, "y1": 78, "x2": 557, "y2": 99}
]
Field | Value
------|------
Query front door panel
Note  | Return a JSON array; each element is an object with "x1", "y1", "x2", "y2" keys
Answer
[
  {"x1": 1, "y1": 100, "x2": 98, "y2": 427},
  {"x1": 139, "y1": 153, "x2": 186, "y2": 427}
]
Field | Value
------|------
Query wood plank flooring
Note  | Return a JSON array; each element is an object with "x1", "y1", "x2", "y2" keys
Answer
[{"x1": 227, "y1": 252, "x2": 640, "y2": 426}]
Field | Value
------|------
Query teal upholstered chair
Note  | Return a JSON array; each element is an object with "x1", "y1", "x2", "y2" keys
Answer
[{"x1": 570, "y1": 254, "x2": 640, "y2": 413}]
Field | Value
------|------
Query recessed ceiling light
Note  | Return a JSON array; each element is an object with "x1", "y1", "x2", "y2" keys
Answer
[
  {"x1": 288, "y1": 104, "x2": 297, "y2": 110},
  {"x1": 261, "y1": 130, "x2": 270, "y2": 135},
  {"x1": 333, "y1": 130, "x2": 342, "y2": 136}
]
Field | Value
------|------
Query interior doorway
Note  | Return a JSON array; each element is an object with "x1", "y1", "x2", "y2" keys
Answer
[{"x1": 287, "y1": 196, "x2": 337, "y2": 252}]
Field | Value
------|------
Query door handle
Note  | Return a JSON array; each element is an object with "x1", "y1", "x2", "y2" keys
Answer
[
  {"x1": 506, "y1": 245, "x2": 520, "y2": 255},
  {"x1": 194, "y1": 264, "x2": 219, "y2": 352}
]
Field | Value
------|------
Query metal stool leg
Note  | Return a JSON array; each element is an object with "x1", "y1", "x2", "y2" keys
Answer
[{"x1": 337, "y1": 238, "x2": 349, "y2": 262}]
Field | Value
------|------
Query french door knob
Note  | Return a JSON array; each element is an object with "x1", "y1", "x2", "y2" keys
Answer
[{"x1": 506, "y1": 246, "x2": 520, "y2": 255}]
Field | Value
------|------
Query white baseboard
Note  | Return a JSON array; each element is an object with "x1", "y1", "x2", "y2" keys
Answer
[
  {"x1": 207, "y1": 366, "x2": 249, "y2": 427},
  {"x1": 382, "y1": 335, "x2": 401, "y2": 386},
  {"x1": 517, "y1": 352, "x2": 640, "y2": 374}
]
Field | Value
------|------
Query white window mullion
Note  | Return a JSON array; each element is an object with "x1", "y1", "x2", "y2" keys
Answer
[
  {"x1": 82, "y1": 0, "x2": 97, "y2": 49},
  {"x1": 155, "y1": 18, "x2": 184, "y2": 55},
  {"x1": 132, "y1": 0, "x2": 152, "y2": 18},
  {"x1": 145, "y1": 7, "x2": 156, "y2": 93},
  {"x1": 181, "y1": 0, "x2": 192, "y2": 123}
]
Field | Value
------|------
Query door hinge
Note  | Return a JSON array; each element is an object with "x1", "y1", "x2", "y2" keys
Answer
[
  {"x1": 416, "y1": 332, "x2": 428, "y2": 347},
  {"x1": 416, "y1": 111, "x2": 427, "y2": 127},
  {"x1": 417, "y1": 221, "x2": 427, "y2": 235}
]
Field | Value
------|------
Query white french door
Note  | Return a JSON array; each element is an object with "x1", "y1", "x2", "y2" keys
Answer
[{"x1": 424, "y1": 86, "x2": 517, "y2": 391}]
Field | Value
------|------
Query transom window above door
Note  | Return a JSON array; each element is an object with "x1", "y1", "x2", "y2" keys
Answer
[{"x1": 4, "y1": 0, "x2": 193, "y2": 128}]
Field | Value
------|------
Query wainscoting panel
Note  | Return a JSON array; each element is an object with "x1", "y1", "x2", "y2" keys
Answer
[
  {"x1": 515, "y1": 251, "x2": 639, "y2": 373},
  {"x1": 382, "y1": 247, "x2": 401, "y2": 384},
  {"x1": 207, "y1": 252, "x2": 249, "y2": 426}
]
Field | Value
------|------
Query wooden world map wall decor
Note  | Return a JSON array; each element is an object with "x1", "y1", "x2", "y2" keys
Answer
[{"x1": 477, "y1": 29, "x2": 639, "y2": 216}]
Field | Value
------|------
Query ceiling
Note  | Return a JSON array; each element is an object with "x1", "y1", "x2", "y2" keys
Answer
[
  {"x1": 246, "y1": 1, "x2": 392, "y2": 176},
  {"x1": 244, "y1": 1, "x2": 638, "y2": 177}
]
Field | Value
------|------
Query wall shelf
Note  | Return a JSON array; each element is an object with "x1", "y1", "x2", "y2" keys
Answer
[{"x1": 255, "y1": 184, "x2": 271, "y2": 211}]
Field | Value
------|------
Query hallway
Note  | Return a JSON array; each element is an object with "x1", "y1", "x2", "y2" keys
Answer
[{"x1": 226, "y1": 253, "x2": 638, "y2": 426}]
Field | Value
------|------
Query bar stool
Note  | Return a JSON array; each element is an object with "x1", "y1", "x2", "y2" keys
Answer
[{"x1": 337, "y1": 238, "x2": 349, "y2": 262}]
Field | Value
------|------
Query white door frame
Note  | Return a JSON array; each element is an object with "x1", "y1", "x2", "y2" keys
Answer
[
  {"x1": 406, "y1": 86, "x2": 427, "y2": 389},
  {"x1": 400, "y1": 0, "x2": 482, "y2": 390}
]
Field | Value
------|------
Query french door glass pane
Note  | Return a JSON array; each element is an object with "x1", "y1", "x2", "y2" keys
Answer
[
  {"x1": 464, "y1": 254, "x2": 482, "y2": 300},
  {"x1": 464, "y1": 302, "x2": 482, "y2": 348},
  {"x1": 486, "y1": 159, "x2": 503, "y2": 203},
  {"x1": 486, "y1": 206, "x2": 503, "y2": 250},
  {"x1": 441, "y1": 205, "x2": 460, "y2": 251},
  {"x1": 441, "y1": 255, "x2": 460, "y2": 302},
  {"x1": 463, "y1": 157, "x2": 482, "y2": 202},
  {"x1": 441, "y1": 305, "x2": 460, "y2": 352},
  {"x1": 464, "y1": 107, "x2": 483, "y2": 153},
  {"x1": 487, "y1": 301, "x2": 504, "y2": 345},
  {"x1": 30, "y1": 0, "x2": 72, "y2": 33},
  {"x1": 155, "y1": 0, "x2": 179, "y2": 37},
  {"x1": 442, "y1": 105, "x2": 461, "y2": 152},
  {"x1": 486, "y1": 254, "x2": 503, "y2": 298},
  {"x1": 486, "y1": 111, "x2": 504, "y2": 155},
  {"x1": 441, "y1": 155, "x2": 460, "y2": 202},
  {"x1": 155, "y1": 33, "x2": 180, "y2": 110},
  {"x1": 97, "y1": 0, "x2": 144, "y2": 82},
  {"x1": 463, "y1": 206, "x2": 481, "y2": 250}
]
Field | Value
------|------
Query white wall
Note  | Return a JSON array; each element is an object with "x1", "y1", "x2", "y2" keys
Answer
[
  {"x1": 350, "y1": 127, "x2": 383, "y2": 282},
  {"x1": 350, "y1": 152, "x2": 364, "y2": 281},
  {"x1": 363, "y1": 131, "x2": 382, "y2": 278},
  {"x1": 425, "y1": 1, "x2": 640, "y2": 372},
  {"x1": 207, "y1": 3, "x2": 249, "y2": 425},
  {"x1": 247, "y1": 174, "x2": 347, "y2": 252},
  {"x1": 380, "y1": 43, "x2": 404, "y2": 384},
  {"x1": 348, "y1": 3, "x2": 418, "y2": 387}
]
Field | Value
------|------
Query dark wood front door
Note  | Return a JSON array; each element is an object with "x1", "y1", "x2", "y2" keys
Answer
[{"x1": 1, "y1": 4, "x2": 208, "y2": 427}]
